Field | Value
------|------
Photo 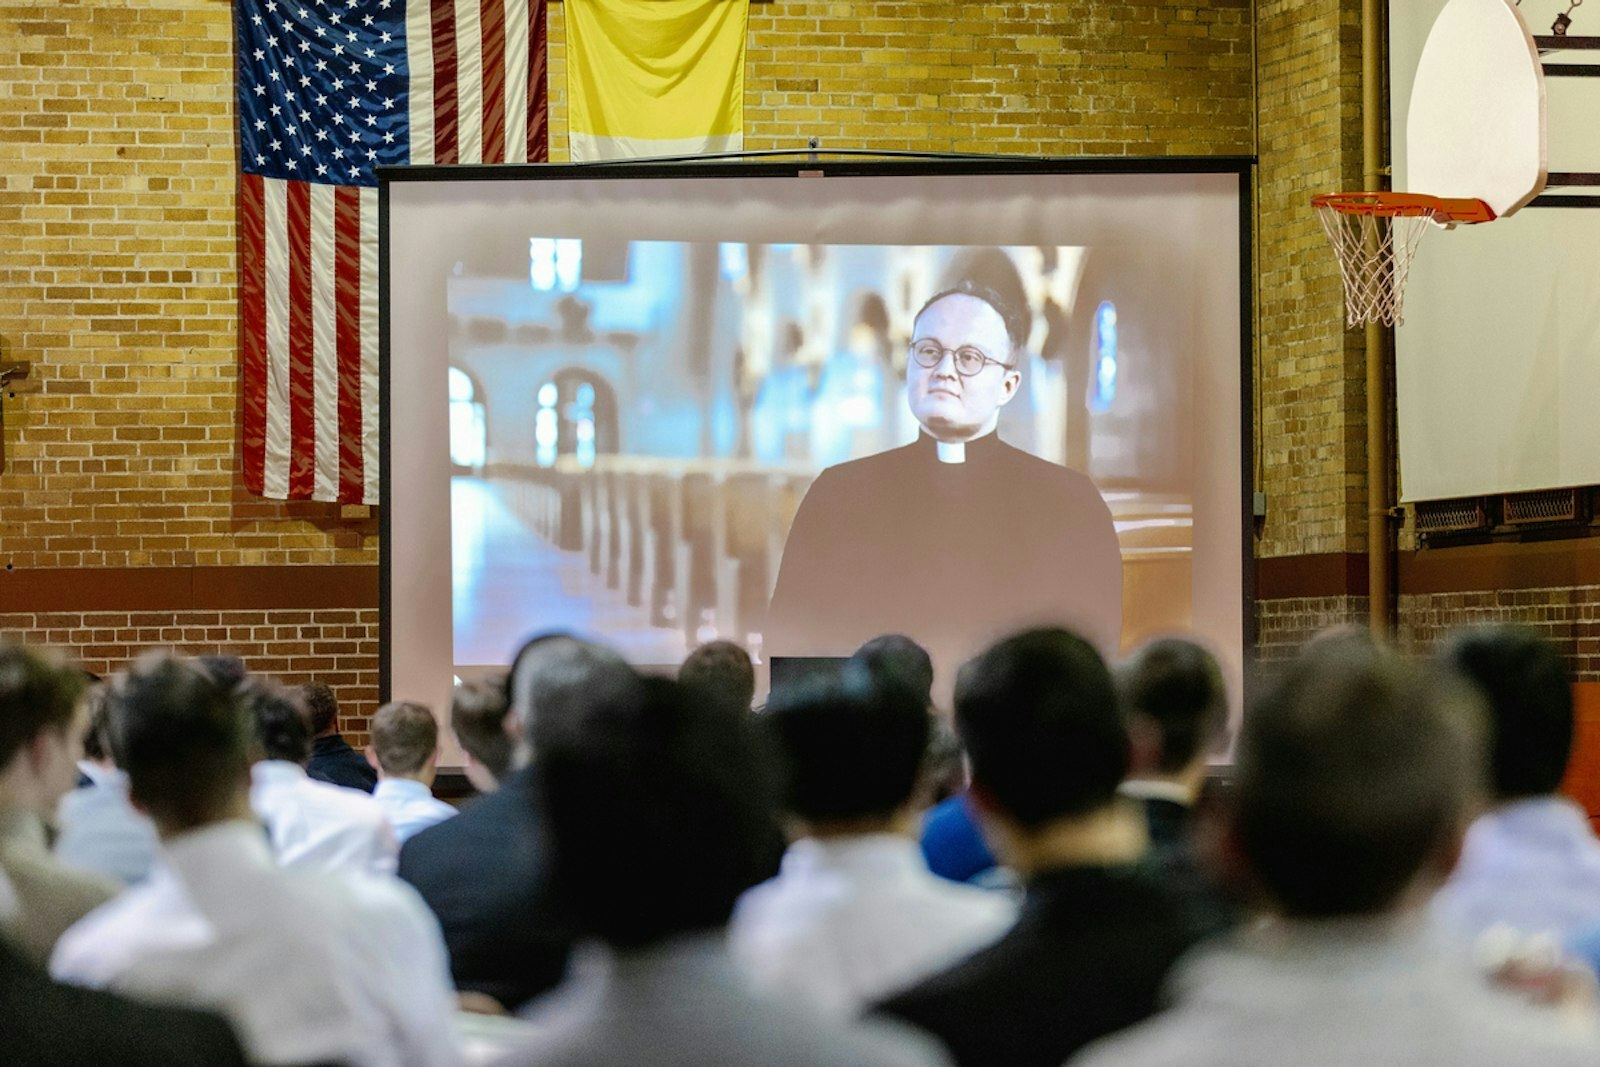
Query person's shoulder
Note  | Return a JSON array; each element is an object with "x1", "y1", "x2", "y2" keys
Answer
[
  {"x1": 807, "y1": 443, "x2": 922, "y2": 491},
  {"x1": 48, "y1": 883, "x2": 168, "y2": 983},
  {"x1": 996, "y1": 440, "x2": 1104, "y2": 495}
]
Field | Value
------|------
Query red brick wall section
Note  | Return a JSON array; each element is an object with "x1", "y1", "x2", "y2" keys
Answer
[
  {"x1": 1397, "y1": 587, "x2": 1600, "y2": 683},
  {"x1": 1254, "y1": 595, "x2": 1369, "y2": 663},
  {"x1": 0, "y1": 609, "x2": 380, "y2": 744}
]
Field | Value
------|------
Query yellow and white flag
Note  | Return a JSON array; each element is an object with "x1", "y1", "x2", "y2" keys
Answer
[{"x1": 565, "y1": 0, "x2": 747, "y2": 161}]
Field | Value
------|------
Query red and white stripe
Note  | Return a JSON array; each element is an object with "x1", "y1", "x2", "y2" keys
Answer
[{"x1": 240, "y1": 0, "x2": 545, "y2": 504}]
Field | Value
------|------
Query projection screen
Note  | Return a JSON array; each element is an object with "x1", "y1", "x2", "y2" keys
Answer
[{"x1": 381, "y1": 160, "x2": 1252, "y2": 729}]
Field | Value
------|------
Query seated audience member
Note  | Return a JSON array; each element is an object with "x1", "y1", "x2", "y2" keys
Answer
[
  {"x1": 368, "y1": 701, "x2": 457, "y2": 844},
  {"x1": 846, "y1": 632, "x2": 1003, "y2": 887},
  {"x1": 1, "y1": 865, "x2": 248, "y2": 1067},
  {"x1": 494, "y1": 674, "x2": 947, "y2": 1067},
  {"x1": 245, "y1": 680, "x2": 399, "y2": 876},
  {"x1": 0, "y1": 644, "x2": 118, "y2": 964},
  {"x1": 400, "y1": 633, "x2": 630, "y2": 1011},
  {"x1": 1116, "y1": 636, "x2": 1238, "y2": 934},
  {"x1": 452, "y1": 674, "x2": 514, "y2": 794},
  {"x1": 50, "y1": 652, "x2": 461, "y2": 1067},
  {"x1": 876, "y1": 628, "x2": 1200, "y2": 1067},
  {"x1": 55, "y1": 683, "x2": 160, "y2": 886},
  {"x1": 679, "y1": 639, "x2": 757, "y2": 712},
  {"x1": 731, "y1": 671, "x2": 1014, "y2": 1017},
  {"x1": 303, "y1": 680, "x2": 378, "y2": 793},
  {"x1": 1432, "y1": 625, "x2": 1600, "y2": 948},
  {"x1": 1072, "y1": 642, "x2": 1600, "y2": 1067}
]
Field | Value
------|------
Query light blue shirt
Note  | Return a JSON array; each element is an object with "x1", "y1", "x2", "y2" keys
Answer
[
  {"x1": 55, "y1": 764, "x2": 159, "y2": 886},
  {"x1": 372, "y1": 778, "x2": 457, "y2": 844},
  {"x1": 1432, "y1": 796, "x2": 1600, "y2": 949}
]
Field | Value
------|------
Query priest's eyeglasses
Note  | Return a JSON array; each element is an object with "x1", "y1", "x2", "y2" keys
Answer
[{"x1": 909, "y1": 340, "x2": 1015, "y2": 377}]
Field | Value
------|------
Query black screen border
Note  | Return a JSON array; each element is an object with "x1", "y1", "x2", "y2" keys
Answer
[{"x1": 378, "y1": 155, "x2": 1258, "y2": 710}]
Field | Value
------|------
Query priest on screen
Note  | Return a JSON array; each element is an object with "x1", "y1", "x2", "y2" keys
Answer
[{"x1": 765, "y1": 281, "x2": 1124, "y2": 675}]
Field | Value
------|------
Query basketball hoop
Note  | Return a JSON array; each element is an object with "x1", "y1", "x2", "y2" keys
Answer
[{"x1": 1312, "y1": 192, "x2": 1496, "y2": 328}]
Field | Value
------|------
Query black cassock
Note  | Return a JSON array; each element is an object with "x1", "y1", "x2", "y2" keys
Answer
[{"x1": 766, "y1": 431, "x2": 1122, "y2": 670}]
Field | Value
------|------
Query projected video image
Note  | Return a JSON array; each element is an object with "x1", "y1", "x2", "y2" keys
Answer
[{"x1": 449, "y1": 239, "x2": 1198, "y2": 673}]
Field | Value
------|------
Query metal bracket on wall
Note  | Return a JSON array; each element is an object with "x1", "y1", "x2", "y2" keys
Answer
[{"x1": 0, "y1": 361, "x2": 31, "y2": 475}]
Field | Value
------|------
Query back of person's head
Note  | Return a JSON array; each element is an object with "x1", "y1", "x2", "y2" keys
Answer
[
  {"x1": 242, "y1": 679, "x2": 314, "y2": 764},
  {"x1": 81, "y1": 683, "x2": 116, "y2": 765},
  {"x1": 1237, "y1": 641, "x2": 1484, "y2": 918},
  {"x1": 954, "y1": 627, "x2": 1125, "y2": 828},
  {"x1": 1438, "y1": 624, "x2": 1573, "y2": 800},
  {"x1": 849, "y1": 634, "x2": 935, "y2": 709},
  {"x1": 509, "y1": 633, "x2": 634, "y2": 750},
  {"x1": 114, "y1": 651, "x2": 252, "y2": 831},
  {"x1": 451, "y1": 674, "x2": 514, "y2": 784},
  {"x1": 1118, "y1": 637, "x2": 1228, "y2": 775},
  {"x1": 539, "y1": 675, "x2": 779, "y2": 948},
  {"x1": 370, "y1": 701, "x2": 438, "y2": 777},
  {"x1": 197, "y1": 654, "x2": 248, "y2": 691},
  {"x1": 0, "y1": 643, "x2": 87, "y2": 774},
  {"x1": 764, "y1": 668, "x2": 932, "y2": 826},
  {"x1": 678, "y1": 640, "x2": 757, "y2": 712},
  {"x1": 299, "y1": 681, "x2": 340, "y2": 737}
]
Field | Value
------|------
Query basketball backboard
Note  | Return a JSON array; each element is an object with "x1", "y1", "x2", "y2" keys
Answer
[{"x1": 1407, "y1": 0, "x2": 1548, "y2": 218}]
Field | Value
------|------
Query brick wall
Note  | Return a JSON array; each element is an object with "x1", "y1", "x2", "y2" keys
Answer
[
  {"x1": 545, "y1": 0, "x2": 1254, "y2": 161},
  {"x1": 3, "y1": 0, "x2": 1258, "y2": 731},
  {"x1": 1253, "y1": 0, "x2": 1366, "y2": 560},
  {"x1": 0, "y1": 608, "x2": 380, "y2": 741}
]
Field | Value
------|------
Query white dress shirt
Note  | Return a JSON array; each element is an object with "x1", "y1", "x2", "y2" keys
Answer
[
  {"x1": 55, "y1": 763, "x2": 160, "y2": 885},
  {"x1": 251, "y1": 760, "x2": 399, "y2": 876},
  {"x1": 372, "y1": 778, "x2": 457, "y2": 844},
  {"x1": 50, "y1": 820, "x2": 462, "y2": 1067},
  {"x1": 729, "y1": 834, "x2": 1017, "y2": 1017}
]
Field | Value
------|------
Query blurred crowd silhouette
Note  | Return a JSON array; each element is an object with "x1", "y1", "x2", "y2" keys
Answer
[{"x1": 5, "y1": 618, "x2": 1600, "y2": 1066}]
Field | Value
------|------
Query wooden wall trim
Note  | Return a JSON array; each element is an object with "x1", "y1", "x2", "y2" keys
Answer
[
  {"x1": 1256, "y1": 553, "x2": 1369, "y2": 599},
  {"x1": 1256, "y1": 540, "x2": 1600, "y2": 600},
  {"x1": 1398, "y1": 539, "x2": 1600, "y2": 596},
  {"x1": 0, "y1": 566, "x2": 379, "y2": 613}
]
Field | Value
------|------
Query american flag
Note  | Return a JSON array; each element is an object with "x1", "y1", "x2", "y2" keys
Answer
[{"x1": 236, "y1": 0, "x2": 547, "y2": 504}]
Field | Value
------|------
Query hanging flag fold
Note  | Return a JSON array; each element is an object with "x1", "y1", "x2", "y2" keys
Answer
[
  {"x1": 565, "y1": 0, "x2": 747, "y2": 162},
  {"x1": 235, "y1": 0, "x2": 549, "y2": 505}
]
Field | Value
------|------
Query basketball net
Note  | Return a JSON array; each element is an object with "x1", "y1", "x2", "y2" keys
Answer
[
  {"x1": 1311, "y1": 193, "x2": 1496, "y2": 329},
  {"x1": 1312, "y1": 203, "x2": 1435, "y2": 329}
]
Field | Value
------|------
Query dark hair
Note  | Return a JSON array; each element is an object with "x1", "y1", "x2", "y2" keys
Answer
[
  {"x1": 679, "y1": 641, "x2": 756, "y2": 712},
  {"x1": 1237, "y1": 642, "x2": 1484, "y2": 917},
  {"x1": 242, "y1": 679, "x2": 314, "y2": 764},
  {"x1": 197, "y1": 654, "x2": 248, "y2": 691},
  {"x1": 451, "y1": 674, "x2": 514, "y2": 781},
  {"x1": 371, "y1": 701, "x2": 438, "y2": 776},
  {"x1": 954, "y1": 628, "x2": 1126, "y2": 827},
  {"x1": 538, "y1": 676, "x2": 779, "y2": 948},
  {"x1": 0, "y1": 644, "x2": 87, "y2": 769},
  {"x1": 513, "y1": 635, "x2": 636, "y2": 751},
  {"x1": 299, "y1": 681, "x2": 340, "y2": 737},
  {"x1": 763, "y1": 669, "x2": 932, "y2": 823},
  {"x1": 849, "y1": 634, "x2": 935, "y2": 708},
  {"x1": 913, "y1": 280, "x2": 1030, "y2": 357},
  {"x1": 113, "y1": 652, "x2": 251, "y2": 829},
  {"x1": 81, "y1": 683, "x2": 116, "y2": 764},
  {"x1": 1118, "y1": 638, "x2": 1228, "y2": 774},
  {"x1": 1438, "y1": 624, "x2": 1573, "y2": 799}
]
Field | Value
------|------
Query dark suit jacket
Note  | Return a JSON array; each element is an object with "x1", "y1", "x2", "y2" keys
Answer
[
  {"x1": 306, "y1": 734, "x2": 378, "y2": 793},
  {"x1": 767, "y1": 431, "x2": 1123, "y2": 667},
  {"x1": 1138, "y1": 795, "x2": 1240, "y2": 939},
  {"x1": 876, "y1": 864, "x2": 1199, "y2": 1067},
  {"x1": 0, "y1": 935, "x2": 248, "y2": 1067},
  {"x1": 397, "y1": 767, "x2": 569, "y2": 1010}
]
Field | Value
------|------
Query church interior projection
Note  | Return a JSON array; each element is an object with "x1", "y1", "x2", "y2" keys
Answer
[{"x1": 448, "y1": 239, "x2": 1198, "y2": 675}]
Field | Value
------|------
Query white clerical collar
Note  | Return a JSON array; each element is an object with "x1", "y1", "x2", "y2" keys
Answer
[{"x1": 936, "y1": 440, "x2": 966, "y2": 464}]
